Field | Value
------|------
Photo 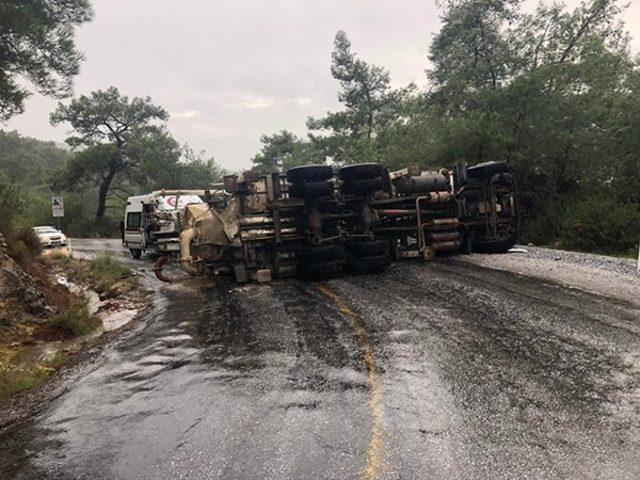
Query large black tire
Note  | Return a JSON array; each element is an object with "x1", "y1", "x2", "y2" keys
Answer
[
  {"x1": 340, "y1": 177, "x2": 383, "y2": 195},
  {"x1": 298, "y1": 258, "x2": 346, "y2": 278},
  {"x1": 289, "y1": 180, "x2": 334, "y2": 199},
  {"x1": 129, "y1": 248, "x2": 142, "y2": 259},
  {"x1": 338, "y1": 163, "x2": 383, "y2": 181},
  {"x1": 297, "y1": 244, "x2": 346, "y2": 262},
  {"x1": 467, "y1": 161, "x2": 510, "y2": 180},
  {"x1": 287, "y1": 165, "x2": 333, "y2": 183},
  {"x1": 473, "y1": 235, "x2": 517, "y2": 253},
  {"x1": 345, "y1": 239, "x2": 389, "y2": 256},
  {"x1": 347, "y1": 254, "x2": 390, "y2": 274}
]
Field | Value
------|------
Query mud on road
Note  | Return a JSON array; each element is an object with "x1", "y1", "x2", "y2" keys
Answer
[{"x1": 1, "y1": 240, "x2": 640, "y2": 479}]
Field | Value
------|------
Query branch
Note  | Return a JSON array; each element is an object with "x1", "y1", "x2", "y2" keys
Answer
[{"x1": 559, "y1": 0, "x2": 609, "y2": 63}]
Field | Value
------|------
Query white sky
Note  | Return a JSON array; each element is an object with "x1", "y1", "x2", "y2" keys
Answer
[{"x1": 4, "y1": 0, "x2": 640, "y2": 171}]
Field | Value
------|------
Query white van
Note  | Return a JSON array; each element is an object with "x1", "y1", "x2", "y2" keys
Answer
[{"x1": 124, "y1": 190, "x2": 205, "y2": 259}]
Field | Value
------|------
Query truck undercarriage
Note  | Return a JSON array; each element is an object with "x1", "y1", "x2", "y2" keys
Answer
[{"x1": 169, "y1": 161, "x2": 518, "y2": 283}]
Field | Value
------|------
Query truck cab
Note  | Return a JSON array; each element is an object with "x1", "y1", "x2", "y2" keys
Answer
[{"x1": 124, "y1": 191, "x2": 205, "y2": 259}]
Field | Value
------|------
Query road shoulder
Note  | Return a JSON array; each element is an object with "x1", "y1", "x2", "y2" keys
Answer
[{"x1": 456, "y1": 246, "x2": 640, "y2": 307}]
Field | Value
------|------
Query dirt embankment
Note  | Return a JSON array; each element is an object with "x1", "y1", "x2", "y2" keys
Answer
[{"x1": 0, "y1": 239, "x2": 149, "y2": 414}]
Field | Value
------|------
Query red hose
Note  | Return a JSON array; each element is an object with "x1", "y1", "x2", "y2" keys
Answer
[{"x1": 153, "y1": 255, "x2": 172, "y2": 283}]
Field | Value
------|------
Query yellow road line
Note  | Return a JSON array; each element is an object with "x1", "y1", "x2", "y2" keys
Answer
[{"x1": 315, "y1": 283, "x2": 383, "y2": 480}]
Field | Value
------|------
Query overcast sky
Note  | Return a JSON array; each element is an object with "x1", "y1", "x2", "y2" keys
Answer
[{"x1": 5, "y1": 0, "x2": 640, "y2": 171}]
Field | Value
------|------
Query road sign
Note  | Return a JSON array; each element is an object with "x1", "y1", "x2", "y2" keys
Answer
[{"x1": 52, "y1": 196, "x2": 64, "y2": 218}]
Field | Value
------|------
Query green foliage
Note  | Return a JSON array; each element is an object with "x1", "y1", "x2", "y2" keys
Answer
[
  {"x1": 5, "y1": 227, "x2": 42, "y2": 266},
  {"x1": 89, "y1": 255, "x2": 131, "y2": 279},
  {"x1": 0, "y1": 371, "x2": 42, "y2": 399},
  {"x1": 142, "y1": 144, "x2": 226, "y2": 189},
  {"x1": 88, "y1": 255, "x2": 136, "y2": 296},
  {"x1": 52, "y1": 300, "x2": 99, "y2": 337},
  {"x1": 0, "y1": 350, "x2": 66, "y2": 400},
  {"x1": 252, "y1": 130, "x2": 324, "y2": 173},
  {"x1": 0, "y1": 170, "x2": 23, "y2": 236},
  {"x1": 0, "y1": 0, "x2": 93, "y2": 121},
  {"x1": 50, "y1": 87, "x2": 171, "y2": 219},
  {"x1": 422, "y1": 0, "x2": 637, "y2": 251},
  {"x1": 560, "y1": 197, "x2": 640, "y2": 255},
  {"x1": 0, "y1": 130, "x2": 71, "y2": 186},
  {"x1": 307, "y1": 31, "x2": 398, "y2": 164}
]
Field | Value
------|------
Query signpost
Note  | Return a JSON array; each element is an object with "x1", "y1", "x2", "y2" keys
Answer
[{"x1": 52, "y1": 196, "x2": 64, "y2": 230}]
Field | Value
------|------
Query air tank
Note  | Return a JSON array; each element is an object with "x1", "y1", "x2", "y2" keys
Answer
[{"x1": 395, "y1": 173, "x2": 449, "y2": 194}]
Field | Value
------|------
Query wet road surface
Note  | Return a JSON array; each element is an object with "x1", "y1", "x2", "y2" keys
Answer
[{"x1": 1, "y1": 240, "x2": 640, "y2": 479}]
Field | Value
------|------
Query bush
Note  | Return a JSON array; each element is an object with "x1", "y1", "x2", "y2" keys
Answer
[
  {"x1": 5, "y1": 227, "x2": 42, "y2": 265},
  {"x1": 90, "y1": 255, "x2": 131, "y2": 279},
  {"x1": 0, "y1": 370, "x2": 44, "y2": 399},
  {"x1": 0, "y1": 171, "x2": 24, "y2": 236},
  {"x1": 0, "y1": 352, "x2": 67, "y2": 400},
  {"x1": 51, "y1": 300, "x2": 100, "y2": 336},
  {"x1": 89, "y1": 255, "x2": 135, "y2": 295},
  {"x1": 560, "y1": 197, "x2": 640, "y2": 255}
]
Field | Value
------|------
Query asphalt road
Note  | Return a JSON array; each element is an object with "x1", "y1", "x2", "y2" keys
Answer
[{"x1": 1, "y1": 239, "x2": 640, "y2": 479}]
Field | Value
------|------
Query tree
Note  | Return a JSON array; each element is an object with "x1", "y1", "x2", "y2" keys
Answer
[
  {"x1": 0, "y1": 0, "x2": 93, "y2": 121},
  {"x1": 143, "y1": 144, "x2": 225, "y2": 189},
  {"x1": 426, "y1": 0, "x2": 637, "y2": 244},
  {"x1": 308, "y1": 31, "x2": 394, "y2": 163},
  {"x1": 0, "y1": 130, "x2": 71, "y2": 186},
  {"x1": 50, "y1": 87, "x2": 170, "y2": 219},
  {"x1": 251, "y1": 130, "x2": 323, "y2": 173},
  {"x1": 176, "y1": 145, "x2": 226, "y2": 188}
]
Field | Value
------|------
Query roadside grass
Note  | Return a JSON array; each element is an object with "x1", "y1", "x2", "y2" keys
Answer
[
  {"x1": 0, "y1": 352, "x2": 67, "y2": 401},
  {"x1": 88, "y1": 255, "x2": 137, "y2": 296},
  {"x1": 40, "y1": 249, "x2": 72, "y2": 266},
  {"x1": 51, "y1": 300, "x2": 100, "y2": 337},
  {"x1": 48, "y1": 254, "x2": 137, "y2": 298}
]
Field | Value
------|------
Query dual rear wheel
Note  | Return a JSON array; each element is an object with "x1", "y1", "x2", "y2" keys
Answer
[
  {"x1": 345, "y1": 238, "x2": 391, "y2": 274},
  {"x1": 286, "y1": 165, "x2": 334, "y2": 200}
]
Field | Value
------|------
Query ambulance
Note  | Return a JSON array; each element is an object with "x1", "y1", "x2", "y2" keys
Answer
[{"x1": 123, "y1": 190, "x2": 205, "y2": 259}]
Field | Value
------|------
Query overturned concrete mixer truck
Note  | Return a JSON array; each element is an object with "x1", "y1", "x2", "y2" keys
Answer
[{"x1": 158, "y1": 161, "x2": 518, "y2": 283}]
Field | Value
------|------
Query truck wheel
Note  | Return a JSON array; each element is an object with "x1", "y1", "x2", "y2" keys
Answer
[
  {"x1": 289, "y1": 180, "x2": 334, "y2": 199},
  {"x1": 347, "y1": 254, "x2": 390, "y2": 274},
  {"x1": 338, "y1": 163, "x2": 383, "y2": 181},
  {"x1": 298, "y1": 258, "x2": 346, "y2": 278},
  {"x1": 473, "y1": 235, "x2": 516, "y2": 254},
  {"x1": 287, "y1": 165, "x2": 333, "y2": 183},
  {"x1": 297, "y1": 244, "x2": 346, "y2": 262},
  {"x1": 340, "y1": 177, "x2": 383, "y2": 195},
  {"x1": 130, "y1": 248, "x2": 142, "y2": 259},
  {"x1": 345, "y1": 239, "x2": 389, "y2": 256}
]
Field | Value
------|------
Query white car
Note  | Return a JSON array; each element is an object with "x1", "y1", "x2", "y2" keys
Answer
[{"x1": 33, "y1": 226, "x2": 68, "y2": 248}]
